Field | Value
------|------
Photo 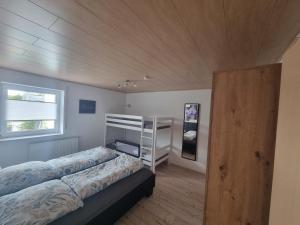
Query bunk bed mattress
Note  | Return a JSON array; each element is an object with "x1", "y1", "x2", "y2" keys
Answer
[
  {"x1": 184, "y1": 130, "x2": 197, "y2": 141},
  {"x1": 49, "y1": 169, "x2": 154, "y2": 225},
  {"x1": 61, "y1": 153, "x2": 143, "y2": 200},
  {"x1": 143, "y1": 121, "x2": 171, "y2": 129},
  {"x1": 142, "y1": 148, "x2": 169, "y2": 162}
]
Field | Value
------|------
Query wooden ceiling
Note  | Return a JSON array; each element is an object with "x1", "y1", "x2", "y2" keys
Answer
[{"x1": 0, "y1": 0, "x2": 300, "y2": 92}]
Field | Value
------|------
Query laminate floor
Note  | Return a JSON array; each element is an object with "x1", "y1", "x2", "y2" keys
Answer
[{"x1": 115, "y1": 164, "x2": 206, "y2": 225}]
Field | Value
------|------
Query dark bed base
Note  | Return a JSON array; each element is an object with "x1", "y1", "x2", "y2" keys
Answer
[{"x1": 87, "y1": 173, "x2": 155, "y2": 225}]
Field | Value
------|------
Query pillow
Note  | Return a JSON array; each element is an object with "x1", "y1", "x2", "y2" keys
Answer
[
  {"x1": 0, "y1": 161, "x2": 57, "y2": 197},
  {"x1": 0, "y1": 180, "x2": 83, "y2": 225},
  {"x1": 47, "y1": 146, "x2": 117, "y2": 177}
]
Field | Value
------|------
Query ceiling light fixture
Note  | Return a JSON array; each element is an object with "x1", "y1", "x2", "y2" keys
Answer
[{"x1": 117, "y1": 77, "x2": 150, "y2": 89}]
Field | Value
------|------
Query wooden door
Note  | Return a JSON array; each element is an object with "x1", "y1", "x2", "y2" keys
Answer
[{"x1": 204, "y1": 64, "x2": 281, "y2": 225}]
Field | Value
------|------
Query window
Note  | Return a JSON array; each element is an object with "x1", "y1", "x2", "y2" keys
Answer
[{"x1": 0, "y1": 83, "x2": 64, "y2": 139}]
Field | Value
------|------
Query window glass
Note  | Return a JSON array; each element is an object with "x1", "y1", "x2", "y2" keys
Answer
[{"x1": 1, "y1": 83, "x2": 64, "y2": 138}]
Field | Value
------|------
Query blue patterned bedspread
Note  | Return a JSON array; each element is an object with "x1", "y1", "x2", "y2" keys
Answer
[
  {"x1": 0, "y1": 148, "x2": 144, "y2": 225},
  {"x1": 61, "y1": 153, "x2": 144, "y2": 200},
  {"x1": 0, "y1": 180, "x2": 83, "y2": 225},
  {"x1": 47, "y1": 146, "x2": 117, "y2": 177},
  {"x1": 0, "y1": 161, "x2": 57, "y2": 197}
]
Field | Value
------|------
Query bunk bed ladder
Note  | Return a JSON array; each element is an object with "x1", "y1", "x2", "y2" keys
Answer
[
  {"x1": 151, "y1": 117, "x2": 157, "y2": 173},
  {"x1": 140, "y1": 117, "x2": 156, "y2": 173},
  {"x1": 139, "y1": 117, "x2": 144, "y2": 162}
]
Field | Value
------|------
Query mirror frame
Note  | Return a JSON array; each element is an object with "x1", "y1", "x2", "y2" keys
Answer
[{"x1": 181, "y1": 103, "x2": 200, "y2": 161}]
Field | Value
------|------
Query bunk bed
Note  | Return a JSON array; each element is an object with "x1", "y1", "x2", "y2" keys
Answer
[{"x1": 104, "y1": 113, "x2": 174, "y2": 173}]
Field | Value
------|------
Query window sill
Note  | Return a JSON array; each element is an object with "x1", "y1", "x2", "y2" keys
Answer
[{"x1": 0, "y1": 133, "x2": 63, "y2": 142}]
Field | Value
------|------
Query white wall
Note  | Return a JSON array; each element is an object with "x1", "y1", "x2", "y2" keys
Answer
[
  {"x1": 269, "y1": 39, "x2": 300, "y2": 225},
  {"x1": 125, "y1": 90, "x2": 211, "y2": 173},
  {"x1": 0, "y1": 68, "x2": 126, "y2": 167},
  {"x1": 0, "y1": 68, "x2": 212, "y2": 173}
]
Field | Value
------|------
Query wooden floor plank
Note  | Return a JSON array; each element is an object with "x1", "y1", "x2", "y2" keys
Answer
[{"x1": 115, "y1": 164, "x2": 206, "y2": 225}]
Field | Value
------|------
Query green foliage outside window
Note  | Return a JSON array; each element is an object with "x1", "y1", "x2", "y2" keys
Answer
[
  {"x1": 19, "y1": 121, "x2": 36, "y2": 130},
  {"x1": 8, "y1": 95, "x2": 23, "y2": 100}
]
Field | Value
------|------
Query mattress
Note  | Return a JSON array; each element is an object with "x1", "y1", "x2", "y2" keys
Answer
[
  {"x1": 144, "y1": 121, "x2": 171, "y2": 130},
  {"x1": 49, "y1": 169, "x2": 153, "y2": 225},
  {"x1": 184, "y1": 130, "x2": 197, "y2": 141},
  {"x1": 142, "y1": 148, "x2": 169, "y2": 162}
]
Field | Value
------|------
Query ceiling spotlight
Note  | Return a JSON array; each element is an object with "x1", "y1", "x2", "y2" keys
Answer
[{"x1": 117, "y1": 79, "x2": 143, "y2": 89}]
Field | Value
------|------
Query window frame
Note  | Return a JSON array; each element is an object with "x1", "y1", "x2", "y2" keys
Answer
[{"x1": 0, "y1": 82, "x2": 64, "y2": 139}]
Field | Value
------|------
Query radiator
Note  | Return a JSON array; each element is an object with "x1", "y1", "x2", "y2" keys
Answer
[{"x1": 29, "y1": 137, "x2": 79, "y2": 161}]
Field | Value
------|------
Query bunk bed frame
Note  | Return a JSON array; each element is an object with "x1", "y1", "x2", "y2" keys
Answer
[{"x1": 104, "y1": 113, "x2": 174, "y2": 173}]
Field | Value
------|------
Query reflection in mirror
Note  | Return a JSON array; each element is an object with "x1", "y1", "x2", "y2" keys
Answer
[{"x1": 182, "y1": 103, "x2": 200, "y2": 161}]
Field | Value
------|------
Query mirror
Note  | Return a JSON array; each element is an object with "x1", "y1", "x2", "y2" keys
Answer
[{"x1": 182, "y1": 103, "x2": 200, "y2": 161}]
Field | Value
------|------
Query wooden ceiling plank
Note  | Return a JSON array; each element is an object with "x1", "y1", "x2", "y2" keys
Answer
[
  {"x1": 21, "y1": 51, "x2": 121, "y2": 81},
  {"x1": 0, "y1": 42, "x2": 25, "y2": 55},
  {"x1": 33, "y1": 39, "x2": 147, "y2": 81},
  {"x1": 28, "y1": 0, "x2": 211, "y2": 87},
  {"x1": 32, "y1": 0, "x2": 188, "y2": 82},
  {"x1": 31, "y1": 0, "x2": 164, "y2": 76},
  {"x1": 0, "y1": 50, "x2": 190, "y2": 92},
  {"x1": 0, "y1": 7, "x2": 83, "y2": 51},
  {"x1": 50, "y1": 19, "x2": 179, "y2": 83},
  {"x1": 0, "y1": 33, "x2": 99, "y2": 70},
  {"x1": 172, "y1": 0, "x2": 234, "y2": 71},
  {"x1": 0, "y1": 23, "x2": 38, "y2": 44},
  {"x1": 0, "y1": 38, "x2": 181, "y2": 91},
  {"x1": 0, "y1": 0, "x2": 299, "y2": 92},
  {"x1": 257, "y1": 0, "x2": 300, "y2": 64},
  {"x1": 122, "y1": 0, "x2": 211, "y2": 84},
  {"x1": 0, "y1": 37, "x2": 129, "y2": 85},
  {"x1": 49, "y1": 18, "x2": 146, "y2": 69},
  {"x1": 0, "y1": 60, "x2": 117, "y2": 90},
  {"x1": 77, "y1": 0, "x2": 192, "y2": 77},
  {"x1": 49, "y1": 11, "x2": 180, "y2": 83},
  {"x1": 0, "y1": 31, "x2": 134, "y2": 82},
  {"x1": 0, "y1": 7, "x2": 150, "y2": 81},
  {"x1": 0, "y1": 6, "x2": 116, "y2": 70},
  {"x1": 222, "y1": 0, "x2": 277, "y2": 68},
  {"x1": 0, "y1": 0, "x2": 57, "y2": 28},
  {"x1": 0, "y1": 50, "x2": 116, "y2": 84},
  {"x1": 36, "y1": 42, "x2": 147, "y2": 80}
]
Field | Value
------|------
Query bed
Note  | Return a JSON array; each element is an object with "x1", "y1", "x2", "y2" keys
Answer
[
  {"x1": 50, "y1": 169, "x2": 154, "y2": 225},
  {"x1": 105, "y1": 113, "x2": 174, "y2": 173},
  {"x1": 0, "y1": 147, "x2": 155, "y2": 225}
]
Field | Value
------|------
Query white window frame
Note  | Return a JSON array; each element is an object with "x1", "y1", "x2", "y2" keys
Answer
[{"x1": 0, "y1": 82, "x2": 65, "y2": 139}]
